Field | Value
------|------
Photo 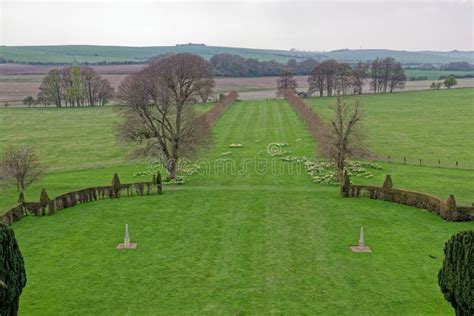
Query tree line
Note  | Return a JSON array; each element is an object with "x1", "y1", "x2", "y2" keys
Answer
[
  {"x1": 277, "y1": 57, "x2": 406, "y2": 97},
  {"x1": 37, "y1": 66, "x2": 114, "y2": 107},
  {"x1": 210, "y1": 54, "x2": 319, "y2": 77}
]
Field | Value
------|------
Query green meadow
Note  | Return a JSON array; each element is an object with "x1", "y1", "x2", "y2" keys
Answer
[{"x1": 306, "y1": 88, "x2": 474, "y2": 169}]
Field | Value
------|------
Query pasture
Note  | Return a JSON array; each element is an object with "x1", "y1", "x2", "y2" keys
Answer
[
  {"x1": 307, "y1": 89, "x2": 474, "y2": 169},
  {"x1": 405, "y1": 69, "x2": 474, "y2": 80},
  {"x1": 0, "y1": 91, "x2": 473, "y2": 314}
]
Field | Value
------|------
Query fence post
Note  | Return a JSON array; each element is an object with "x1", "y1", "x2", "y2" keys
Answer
[
  {"x1": 456, "y1": 161, "x2": 458, "y2": 168},
  {"x1": 419, "y1": 159, "x2": 422, "y2": 166},
  {"x1": 403, "y1": 157, "x2": 406, "y2": 164},
  {"x1": 388, "y1": 155, "x2": 391, "y2": 163}
]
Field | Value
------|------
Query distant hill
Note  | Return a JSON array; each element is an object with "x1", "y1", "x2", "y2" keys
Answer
[
  {"x1": 0, "y1": 44, "x2": 472, "y2": 65},
  {"x1": 326, "y1": 49, "x2": 474, "y2": 64},
  {"x1": 0, "y1": 44, "x2": 323, "y2": 64}
]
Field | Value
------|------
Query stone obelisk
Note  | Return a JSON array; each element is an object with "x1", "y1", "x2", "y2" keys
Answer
[
  {"x1": 351, "y1": 226, "x2": 372, "y2": 253},
  {"x1": 117, "y1": 224, "x2": 137, "y2": 249}
]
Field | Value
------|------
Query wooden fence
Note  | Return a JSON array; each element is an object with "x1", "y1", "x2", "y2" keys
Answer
[{"x1": 367, "y1": 155, "x2": 474, "y2": 170}]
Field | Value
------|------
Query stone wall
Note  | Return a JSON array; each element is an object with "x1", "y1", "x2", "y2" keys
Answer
[
  {"x1": 1, "y1": 173, "x2": 163, "y2": 226},
  {"x1": 341, "y1": 173, "x2": 473, "y2": 221}
]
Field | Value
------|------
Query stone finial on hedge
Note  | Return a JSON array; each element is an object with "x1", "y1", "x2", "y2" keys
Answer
[
  {"x1": 17, "y1": 192, "x2": 25, "y2": 204},
  {"x1": 383, "y1": 175, "x2": 393, "y2": 191},
  {"x1": 340, "y1": 170, "x2": 351, "y2": 197},
  {"x1": 446, "y1": 195, "x2": 456, "y2": 210},
  {"x1": 39, "y1": 189, "x2": 50, "y2": 216},
  {"x1": 112, "y1": 173, "x2": 121, "y2": 198},
  {"x1": 157, "y1": 172, "x2": 163, "y2": 194},
  {"x1": 441, "y1": 195, "x2": 460, "y2": 221},
  {"x1": 39, "y1": 189, "x2": 50, "y2": 206}
]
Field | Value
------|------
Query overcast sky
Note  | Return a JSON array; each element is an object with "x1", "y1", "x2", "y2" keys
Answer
[{"x1": 1, "y1": 0, "x2": 473, "y2": 51}]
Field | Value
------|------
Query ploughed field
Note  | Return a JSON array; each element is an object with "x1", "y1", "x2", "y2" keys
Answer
[
  {"x1": 2, "y1": 66, "x2": 474, "y2": 105},
  {"x1": 0, "y1": 91, "x2": 473, "y2": 314}
]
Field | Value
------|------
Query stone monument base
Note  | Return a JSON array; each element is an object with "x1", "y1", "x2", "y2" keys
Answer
[
  {"x1": 351, "y1": 245, "x2": 372, "y2": 253},
  {"x1": 116, "y1": 243, "x2": 137, "y2": 250}
]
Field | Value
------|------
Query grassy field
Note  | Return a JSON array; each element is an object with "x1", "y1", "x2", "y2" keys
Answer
[
  {"x1": 1, "y1": 90, "x2": 473, "y2": 211},
  {"x1": 306, "y1": 88, "x2": 474, "y2": 169},
  {"x1": 405, "y1": 69, "x2": 474, "y2": 80},
  {"x1": 327, "y1": 49, "x2": 473, "y2": 64},
  {"x1": 0, "y1": 94, "x2": 472, "y2": 314},
  {"x1": 0, "y1": 104, "x2": 213, "y2": 171}
]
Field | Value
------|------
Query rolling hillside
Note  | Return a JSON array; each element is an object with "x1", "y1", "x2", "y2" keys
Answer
[{"x1": 1, "y1": 44, "x2": 472, "y2": 64}]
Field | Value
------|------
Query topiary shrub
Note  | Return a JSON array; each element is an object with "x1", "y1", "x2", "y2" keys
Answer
[
  {"x1": 383, "y1": 174, "x2": 393, "y2": 191},
  {"x1": 157, "y1": 172, "x2": 163, "y2": 194},
  {"x1": 0, "y1": 224, "x2": 27, "y2": 315},
  {"x1": 39, "y1": 188, "x2": 50, "y2": 216},
  {"x1": 111, "y1": 173, "x2": 121, "y2": 198},
  {"x1": 438, "y1": 230, "x2": 474, "y2": 316}
]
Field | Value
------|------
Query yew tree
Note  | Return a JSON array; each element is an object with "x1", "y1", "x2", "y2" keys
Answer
[
  {"x1": 438, "y1": 231, "x2": 474, "y2": 316},
  {"x1": 0, "y1": 224, "x2": 27, "y2": 316}
]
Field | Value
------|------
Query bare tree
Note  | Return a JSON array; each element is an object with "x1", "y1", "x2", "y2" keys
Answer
[
  {"x1": 0, "y1": 145, "x2": 45, "y2": 192},
  {"x1": 81, "y1": 67, "x2": 114, "y2": 106},
  {"x1": 276, "y1": 71, "x2": 298, "y2": 98},
  {"x1": 389, "y1": 62, "x2": 406, "y2": 92},
  {"x1": 38, "y1": 69, "x2": 63, "y2": 107},
  {"x1": 335, "y1": 62, "x2": 352, "y2": 95},
  {"x1": 352, "y1": 62, "x2": 369, "y2": 95},
  {"x1": 97, "y1": 78, "x2": 114, "y2": 106},
  {"x1": 370, "y1": 58, "x2": 406, "y2": 93},
  {"x1": 370, "y1": 58, "x2": 382, "y2": 93},
  {"x1": 321, "y1": 98, "x2": 367, "y2": 180},
  {"x1": 308, "y1": 63, "x2": 325, "y2": 96},
  {"x1": 381, "y1": 57, "x2": 395, "y2": 92},
  {"x1": 116, "y1": 53, "x2": 215, "y2": 179},
  {"x1": 81, "y1": 67, "x2": 99, "y2": 106},
  {"x1": 321, "y1": 59, "x2": 338, "y2": 96},
  {"x1": 198, "y1": 84, "x2": 214, "y2": 103}
]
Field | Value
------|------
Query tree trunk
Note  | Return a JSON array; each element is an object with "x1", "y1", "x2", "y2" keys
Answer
[{"x1": 167, "y1": 160, "x2": 177, "y2": 180}]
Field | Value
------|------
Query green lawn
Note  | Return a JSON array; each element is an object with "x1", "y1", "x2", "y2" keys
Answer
[
  {"x1": 3, "y1": 98, "x2": 472, "y2": 314},
  {"x1": 306, "y1": 88, "x2": 474, "y2": 169}
]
